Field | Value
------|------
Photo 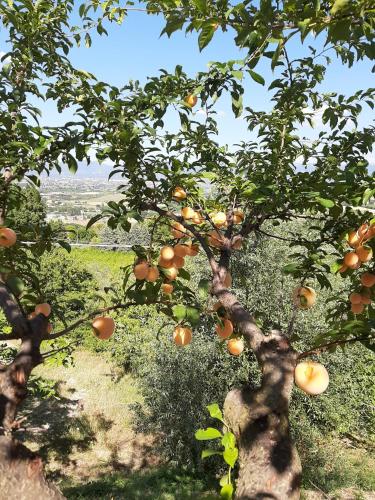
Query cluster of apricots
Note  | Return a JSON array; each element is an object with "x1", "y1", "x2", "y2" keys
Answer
[
  {"x1": 0, "y1": 227, "x2": 17, "y2": 248},
  {"x1": 341, "y1": 222, "x2": 375, "y2": 314},
  {"x1": 213, "y1": 301, "x2": 244, "y2": 356},
  {"x1": 172, "y1": 186, "x2": 245, "y2": 252},
  {"x1": 28, "y1": 302, "x2": 53, "y2": 334}
]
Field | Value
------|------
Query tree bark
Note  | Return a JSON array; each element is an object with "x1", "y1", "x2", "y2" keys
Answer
[
  {"x1": 0, "y1": 303, "x2": 65, "y2": 499},
  {"x1": 212, "y1": 277, "x2": 302, "y2": 499},
  {"x1": 224, "y1": 332, "x2": 301, "y2": 499}
]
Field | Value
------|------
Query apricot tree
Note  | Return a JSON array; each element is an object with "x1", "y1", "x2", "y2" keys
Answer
[{"x1": 0, "y1": 1, "x2": 374, "y2": 499}]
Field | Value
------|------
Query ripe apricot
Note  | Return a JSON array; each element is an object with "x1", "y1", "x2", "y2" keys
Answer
[
  {"x1": 158, "y1": 256, "x2": 174, "y2": 268},
  {"x1": 184, "y1": 94, "x2": 198, "y2": 108},
  {"x1": 160, "y1": 246, "x2": 175, "y2": 261},
  {"x1": 349, "y1": 292, "x2": 362, "y2": 305},
  {"x1": 347, "y1": 230, "x2": 361, "y2": 248},
  {"x1": 173, "y1": 325, "x2": 192, "y2": 345},
  {"x1": 294, "y1": 361, "x2": 329, "y2": 395},
  {"x1": 35, "y1": 303, "x2": 51, "y2": 317},
  {"x1": 192, "y1": 211, "x2": 203, "y2": 224},
  {"x1": 185, "y1": 243, "x2": 199, "y2": 256},
  {"x1": 356, "y1": 245, "x2": 373, "y2": 263},
  {"x1": 146, "y1": 266, "x2": 160, "y2": 282},
  {"x1": 163, "y1": 266, "x2": 178, "y2": 281},
  {"x1": 211, "y1": 211, "x2": 227, "y2": 227},
  {"x1": 92, "y1": 316, "x2": 115, "y2": 340},
  {"x1": 293, "y1": 286, "x2": 316, "y2": 310},
  {"x1": 216, "y1": 318, "x2": 233, "y2": 339},
  {"x1": 351, "y1": 303, "x2": 364, "y2": 314},
  {"x1": 0, "y1": 227, "x2": 17, "y2": 248},
  {"x1": 227, "y1": 338, "x2": 244, "y2": 356},
  {"x1": 181, "y1": 207, "x2": 195, "y2": 220},
  {"x1": 358, "y1": 223, "x2": 369, "y2": 238},
  {"x1": 360, "y1": 272, "x2": 375, "y2": 288},
  {"x1": 343, "y1": 251, "x2": 360, "y2": 269},
  {"x1": 174, "y1": 244, "x2": 189, "y2": 257},
  {"x1": 171, "y1": 222, "x2": 186, "y2": 239},
  {"x1": 134, "y1": 261, "x2": 149, "y2": 280},
  {"x1": 231, "y1": 209, "x2": 244, "y2": 225},
  {"x1": 172, "y1": 186, "x2": 187, "y2": 200},
  {"x1": 173, "y1": 255, "x2": 185, "y2": 269},
  {"x1": 161, "y1": 283, "x2": 174, "y2": 294},
  {"x1": 364, "y1": 225, "x2": 375, "y2": 241},
  {"x1": 361, "y1": 295, "x2": 372, "y2": 305}
]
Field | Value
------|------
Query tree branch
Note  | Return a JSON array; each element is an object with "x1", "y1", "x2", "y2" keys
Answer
[
  {"x1": 298, "y1": 336, "x2": 374, "y2": 359},
  {"x1": 0, "y1": 283, "x2": 29, "y2": 337}
]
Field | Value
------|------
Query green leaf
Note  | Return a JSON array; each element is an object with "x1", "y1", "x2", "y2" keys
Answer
[
  {"x1": 198, "y1": 278, "x2": 210, "y2": 299},
  {"x1": 249, "y1": 70, "x2": 265, "y2": 85},
  {"x1": 283, "y1": 263, "x2": 299, "y2": 274},
  {"x1": 195, "y1": 427, "x2": 223, "y2": 440},
  {"x1": 206, "y1": 403, "x2": 224, "y2": 422},
  {"x1": 186, "y1": 306, "x2": 200, "y2": 325},
  {"x1": 223, "y1": 446, "x2": 238, "y2": 467},
  {"x1": 172, "y1": 304, "x2": 187, "y2": 321},
  {"x1": 221, "y1": 431, "x2": 236, "y2": 450},
  {"x1": 219, "y1": 474, "x2": 230, "y2": 487},
  {"x1": 6, "y1": 276, "x2": 25, "y2": 297},
  {"x1": 316, "y1": 197, "x2": 335, "y2": 208},
  {"x1": 57, "y1": 240, "x2": 71, "y2": 253},
  {"x1": 198, "y1": 25, "x2": 215, "y2": 51},
  {"x1": 220, "y1": 483, "x2": 234, "y2": 499},
  {"x1": 86, "y1": 214, "x2": 103, "y2": 229},
  {"x1": 201, "y1": 449, "x2": 223, "y2": 459},
  {"x1": 331, "y1": 0, "x2": 350, "y2": 15},
  {"x1": 178, "y1": 268, "x2": 191, "y2": 280}
]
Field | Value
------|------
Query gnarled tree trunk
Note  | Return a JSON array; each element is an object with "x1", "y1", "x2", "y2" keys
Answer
[
  {"x1": 212, "y1": 273, "x2": 302, "y2": 499},
  {"x1": 0, "y1": 284, "x2": 65, "y2": 499},
  {"x1": 224, "y1": 332, "x2": 301, "y2": 499}
]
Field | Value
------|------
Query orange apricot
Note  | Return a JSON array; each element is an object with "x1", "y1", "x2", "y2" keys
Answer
[
  {"x1": 343, "y1": 251, "x2": 360, "y2": 269},
  {"x1": 293, "y1": 286, "x2": 316, "y2": 310},
  {"x1": 146, "y1": 266, "x2": 160, "y2": 282},
  {"x1": 347, "y1": 230, "x2": 361, "y2": 248},
  {"x1": 172, "y1": 186, "x2": 187, "y2": 200},
  {"x1": 163, "y1": 266, "x2": 178, "y2": 281},
  {"x1": 0, "y1": 227, "x2": 17, "y2": 248},
  {"x1": 358, "y1": 223, "x2": 369, "y2": 238},
  {"x1": 158, "y1": 256, "x2": 174, "y2": 268},
  {"x1": 173, "y1": 325, "x2": 192, "y2": 346},
  {"x1": 191, "y1": 211, "x2": 203, "y2": 224},
  {"x1": 171, "y1": 222, "x2": 186, "y2": 239},
  {"x1": 356, "y1": 245, "x2": 373, "y2": 263},
  {"x1": 351, "y1": 303, "x2": 364, "y2": 314},
  {"x1": 184, "y1": 94, "x2": 198, "y2": 108},
  {"x1": 208, "y1": 230, "x2": 224, "y2": 248},
  {"x1": 181, "y1": 207, "x2": 195, "y2": 220},
  {"x1": 134, "y1": 261, "x2": 149, "y2": 280},
  {"x1": 294, "y1": 361, "x2": 329, "y2": 395},
  {"x1": 360, "y1": 272, "x2": 375, "y2": 288},
  {"x1": 35, "y1": 303, "x2": 51, "y2": 317},
  {"x1": 227, "y1": 338, "x2": 244, "y2": 356},
  {"x1": 161, "y1": 283, "x2": 174, "y2": 294},
  {"x1": 349, "y1": 292, "x2": 362, "y2": 305},
  {"x1": 92, "y1": 316, "x2": 115, "y2": 340},
  {"x1": 215, "y1": 318, "x2": 233, "y2": 339},
  {"x1": 160, "y1": 245, "x2": 175, "y2": 261},
  {"x1": 174, "y1": 244, "x2": 189, "y2": 257},
  {"x1": 361, "y1": 295, "x2": 372, "y2": 305},
  {"x1": 173, "y1": 255, "x2": 185, "y2": 269},
  {"x1": 232, "y1": 209, "x2": 244, "y2": 225}
]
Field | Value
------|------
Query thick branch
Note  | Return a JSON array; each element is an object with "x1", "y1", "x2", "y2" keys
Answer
[{"x1": 0, "y1": 284, "x2": 28, "y2": 337}]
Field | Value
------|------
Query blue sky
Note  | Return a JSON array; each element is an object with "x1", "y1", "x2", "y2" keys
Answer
[{"x1": 1, "y1": 9, "x2": 374, "y2": 159}]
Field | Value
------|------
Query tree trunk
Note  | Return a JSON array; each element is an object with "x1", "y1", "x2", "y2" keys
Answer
[
  {"x1": 211, "y1": 274, "x2": 302, "y2": 499},
  {"x1": 224, "y1": 332, "x2": 301, "y2": 499},
  {"x1": 0, "y1": 316, "x2": 65, "y2": 499}
]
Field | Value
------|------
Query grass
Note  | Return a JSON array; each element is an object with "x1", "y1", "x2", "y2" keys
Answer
[
  {"x1": 71, "y1": 248, "x2": 134, "y2": 280},
  {"x1": 24, "y1": 350, "x2": 216, "y2": 499}
]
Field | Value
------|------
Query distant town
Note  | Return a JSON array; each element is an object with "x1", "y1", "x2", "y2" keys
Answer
[{"x1": 40, "y1": 177, "x2": 125, "y2": 225}]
